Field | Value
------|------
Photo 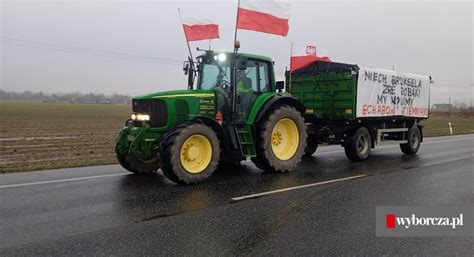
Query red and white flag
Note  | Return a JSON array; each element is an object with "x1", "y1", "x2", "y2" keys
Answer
[
  {"x1": 182, "y1": 18, "x2": 219, "y2": 42},
  {"x1": 237, "y1": 0, "x2": 291, "y2": 37},
  {"x1": 290, "y1": 44, "x2": 331, "y2": 71}
]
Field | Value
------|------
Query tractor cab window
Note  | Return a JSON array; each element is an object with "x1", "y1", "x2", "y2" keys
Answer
[
  {"x1": 198, "y1": 54, "x2": 231, "y2": 90},
  {"x1": 199, "y1": 63, "x2": 231, "y2": 90},
  {"x1": 236, "y1": 60, "x2": 272, "y2": 93},
  {"x1": 259, "y1": 62, "x2": 271, "y2": 92},
  {"x1": 235, "y1": 60, "x2": 260, "y2": 123},
  {"x1": 236, "y1": 61, "x2": 258, "y2": 93}
]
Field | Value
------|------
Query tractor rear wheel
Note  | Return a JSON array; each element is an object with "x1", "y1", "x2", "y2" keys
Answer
[
  {"x1": 251, "y1": 105, "x2": 307, "y2": 172},
  {"x1": 159, "y1": 123, "x2": 220, "y2": 184},
  {"x1": 116, "y1": 150, "x2": 159, "y2": 174}
]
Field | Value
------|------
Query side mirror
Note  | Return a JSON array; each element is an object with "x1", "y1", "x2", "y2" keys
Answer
[
  {"x1": 183, "y1": 62, "x2": 190, "y2": 75},
  {"x1": 237, "y1": 57, "x2": 248, "y2": 70},
  {"x1": 276, "y1": 81, "x2": 284, "y2": 92}
]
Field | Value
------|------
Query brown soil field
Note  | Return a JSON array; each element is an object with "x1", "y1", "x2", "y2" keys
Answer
[
  {"x1": 0, "y1": 101, "x2": 129, "y2": 172},
  {"x1": 1, "y1": 101, "x2": 473, "y2": 173}
]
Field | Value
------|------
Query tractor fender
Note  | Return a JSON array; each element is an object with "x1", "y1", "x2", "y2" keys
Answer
[
  {"x1": 192, "y1": 116, "x2": 232, "y2": 152},
  {"x1": 253, "y1": 95, "x2": 306, "y2": 125}
]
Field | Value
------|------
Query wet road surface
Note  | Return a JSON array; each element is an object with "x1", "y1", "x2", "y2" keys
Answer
[{"x1": 1, "y1": 134, "x2": 473, "y2": 256}]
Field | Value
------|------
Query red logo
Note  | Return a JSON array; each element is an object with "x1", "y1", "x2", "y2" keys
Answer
[
  {"x1": 305, "y1": 45, "x2": 316, "y2": 56},
  {"x1": 386, "y1": 214, "x2": 396, "y2": 229}
]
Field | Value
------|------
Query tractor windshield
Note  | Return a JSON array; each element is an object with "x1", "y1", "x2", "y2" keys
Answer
[{"x1": 197, "y1": 53, "x2": 232, "y2": 90}]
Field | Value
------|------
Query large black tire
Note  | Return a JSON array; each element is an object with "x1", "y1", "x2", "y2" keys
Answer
[
  {"x1": 159, "y1": 123, "x2": 220, "y2": 184},
  {"x1": 304, "y1": 134, "x2": 318, "y2": 156},
  {"x1": 344, "y1": 127, "x2": 372, "y2": 162},
  {"x1": 116, "y1": 152, "x2": 137, "y2": 173},
  {"x1": 251, "y1": 105, "x2": 307, "y2": 172},
  {"x1": 400, "y1": 126, "x2": 421, "y2": 155},
  {"x1": 116, "y1": 150, "x2": 159, "y2": 174}
]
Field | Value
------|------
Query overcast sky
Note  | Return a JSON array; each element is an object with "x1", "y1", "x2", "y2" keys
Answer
[{"x1": 1, "y1": 0, "x2": 472, "y2": 104}]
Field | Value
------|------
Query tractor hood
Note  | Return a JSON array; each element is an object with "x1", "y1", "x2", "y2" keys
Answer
[
  {"x1": 133, "y1": 89, "x2": 214, "y2": 100},
  {"x1": 131, "y1": 89, "x2": 217, "y2": 127}
]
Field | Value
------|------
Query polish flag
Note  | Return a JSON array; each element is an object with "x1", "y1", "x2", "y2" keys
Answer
[
  {"x1": 182, "y1": 18, "x2": 219, "y2": 42},
  {"x1": 237, "y1": 0, "x2": 291, "y2": 37},
  {"x1": 290, "y1": 44, "x2": 331, "y2": 71}
]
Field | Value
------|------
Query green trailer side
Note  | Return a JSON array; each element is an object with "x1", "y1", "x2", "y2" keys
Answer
[{"x1": 287, "y1": 70, "x2": 357, "y2": 119}]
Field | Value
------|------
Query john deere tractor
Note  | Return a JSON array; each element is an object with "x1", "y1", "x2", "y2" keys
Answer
[{"x1": 115, "y1": 50, "x2": 307, "y2": 184}]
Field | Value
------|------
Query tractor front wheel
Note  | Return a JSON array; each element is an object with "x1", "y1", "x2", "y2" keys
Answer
[
  {"x1": 159, "y1": 123, "x2": 220, "y2": 184},
  {"x1": 251, "y1": 105, "x2": 307, "y2": 172},
  {"x1": 116, "y1": 151, "x2": 160, "y2": 174}
]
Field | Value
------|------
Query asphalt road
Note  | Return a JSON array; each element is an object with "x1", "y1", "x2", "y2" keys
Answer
[{"x1": 1, "y1": 134, "x2": 473, "y2": 256}]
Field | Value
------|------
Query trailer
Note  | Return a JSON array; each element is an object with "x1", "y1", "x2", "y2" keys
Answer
[{"x1": 287, "y1": 61, "x2": 432, "y2": 161}]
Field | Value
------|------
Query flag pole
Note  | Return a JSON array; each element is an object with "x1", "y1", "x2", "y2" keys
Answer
[
  {"x1": 233, "y1": 0, "x2": 240, "y2": 54},
  {"x1": 178, "y1": 8, "x2": 194, "y2": 62},
  {"x1": 178, "y1": 8, "x2": 195, "y2": 90},
  {"x1": 231, "y1": 0, "x2": 241, "y2": 123},
  {"x1": 289, "y1": 42, "x2": 293, "y2": 92}
]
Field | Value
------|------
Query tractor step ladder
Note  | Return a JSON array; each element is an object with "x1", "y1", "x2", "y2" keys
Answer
[{"x1": 235, "y1": 125, "x2": 256, "y2": 157}]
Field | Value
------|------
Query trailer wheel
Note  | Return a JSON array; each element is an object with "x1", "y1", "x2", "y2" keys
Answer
[
  {"x1": 116, "y1": 151, "x2": 159, "y2": 174},
  {"x1": 304, "y1": 134, "x2": 318, "y2": 156},
  {"x1": 400, "y1": 126, "x2": 421, "y2": 155},
  {"x1": 344, "y1": 127, "x2": 372, "y2": 162},
  {"x1": 160, "y1": 123, "x2": 220, "y2": 184},
  {"x1": 251, "y1": 105, "x2": 307, "y2": 172}
]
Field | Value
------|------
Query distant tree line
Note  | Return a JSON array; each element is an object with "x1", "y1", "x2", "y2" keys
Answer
[
  {"x1": 0, "y1": 90, "x2": 131, "y2": 104},
  {"x1": 431, "y1": 101, "x2": 473, "y2": 112}
]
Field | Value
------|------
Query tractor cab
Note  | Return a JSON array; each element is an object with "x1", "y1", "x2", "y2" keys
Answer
[{"x1": 186, "y1": 51, "x2": 276, "y2": 124}]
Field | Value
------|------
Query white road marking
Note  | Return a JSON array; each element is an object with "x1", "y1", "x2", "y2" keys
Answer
[
  {"x1": 316, "y1": 137, "x2": 474, "y2": 155},
  {"x1": 417, "y1": 155, "x2": 474, "y2": 168},
  {"x1": 0, "y1": 173, "x2": 128, "y2": 189},
  {"x1": 230, "y1": 174, "x2": 368, "y2": 202},
  {"x1": 422, "y1": 137, "x2": 474, "y2": 145},
  {"x1": 231, "y1": 153, "x2": 474, "y2": 202}
]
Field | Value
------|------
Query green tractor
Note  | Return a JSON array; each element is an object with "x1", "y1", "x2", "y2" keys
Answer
[{"x1": 115, "y1": 50, "x2": 307, "y2": 184}]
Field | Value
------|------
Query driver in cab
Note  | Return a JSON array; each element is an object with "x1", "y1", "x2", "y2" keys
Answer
[
  {"x1": 236, "y1": 70, "x2": 253, "y2": 94},
  {"x1": 236, "y1": 70, "x2": 255, "y2": 118}
]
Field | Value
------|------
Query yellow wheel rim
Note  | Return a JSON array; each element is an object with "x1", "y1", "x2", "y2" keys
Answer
[
  {"x1": 180, "y1": 135, "x2": 212, "y2": 173},
  {"x1": 271, "y1": 118, "x2": 300, "y2": 161}
]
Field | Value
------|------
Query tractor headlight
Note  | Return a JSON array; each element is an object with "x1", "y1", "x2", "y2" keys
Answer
[
  {"x1": 213, "y1": 53, "x2": 226, "y2": 62},
  {"x1": 131, "y1": 113, "x2": 150, "y2": 121}
]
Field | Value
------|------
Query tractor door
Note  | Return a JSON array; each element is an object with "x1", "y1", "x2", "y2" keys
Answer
[{"x1": 234, "y1": 60, "x2": 272, "y2": 124}]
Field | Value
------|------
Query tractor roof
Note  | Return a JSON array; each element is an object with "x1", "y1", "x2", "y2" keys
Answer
[{"x1": 198, "y1": 51, "x2": 273, "y2": 63}]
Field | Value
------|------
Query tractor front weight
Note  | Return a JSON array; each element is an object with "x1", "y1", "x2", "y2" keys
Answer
[{"x1": 116, "y1": 122, "x2": 162, "y2": 159}]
